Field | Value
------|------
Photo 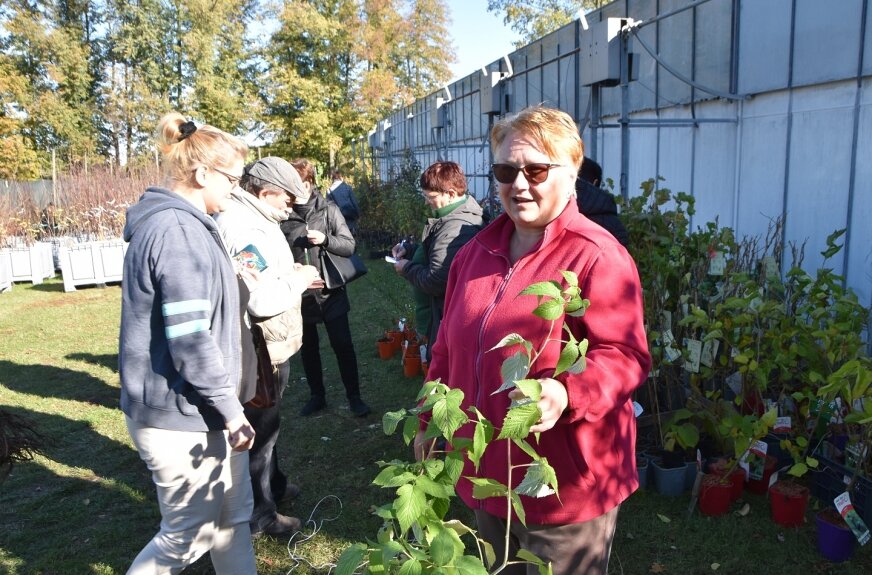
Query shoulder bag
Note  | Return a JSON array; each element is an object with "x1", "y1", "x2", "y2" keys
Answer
[
  {"x1": 244, "y1": 323, "x2": 278, "y2": 409},
  {"x1": 319, "y1": 211, "x2": 368, "y2": 289}
]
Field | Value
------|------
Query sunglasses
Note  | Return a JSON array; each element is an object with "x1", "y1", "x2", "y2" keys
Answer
[
  {"x1": 212, "y1": 166, "x2": 242, "y2": 186},
  {"x1": 491, "y1": 163, "x2": 564, "y2": 184}
]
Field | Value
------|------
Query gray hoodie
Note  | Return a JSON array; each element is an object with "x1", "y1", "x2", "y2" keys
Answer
[{"x1": 119, "y1": 187, "x2": 245, "y2": 432}]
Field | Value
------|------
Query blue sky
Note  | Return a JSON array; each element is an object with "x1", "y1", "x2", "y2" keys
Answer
[{"x1": 446, "y1": 0, "x2": 521, "y2": 83}]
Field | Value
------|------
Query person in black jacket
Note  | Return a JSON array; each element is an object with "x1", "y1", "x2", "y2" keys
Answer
[
  {"x1": 281, "y1": 159, "x2": 371, "y2": 417},
  {"x1": 575, "y1": 157, "x2": 629, "y2": 246},
  {"x1": 391, "y1": 161, "x2": 484, "y2": 360}
]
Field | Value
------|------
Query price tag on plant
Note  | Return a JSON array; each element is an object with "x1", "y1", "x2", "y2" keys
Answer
[
  {"x1": 726, "y1": 371, "x2": 742, "y2": 396},
  {"x1": 835, "y1": 492, "x2": 871, "y2": 545},
  {"x1": 683, "y1": 338, "x2": 702, "y2": 373},
  {"x1": 773, "y1": 416, "x2": 791, "y2": 434},
  {"x1": 662, "y1": 330, "x2": 682, "y2": 363},
  {"x1": 709, "y1": 250, "x2": 726, "y2": 275},
  {"x1": 761, "y1": 255, "x2": 779, "y2": 279},
  {"x1": 700, "y1": 339, "x2": 719, "y2": 368}
]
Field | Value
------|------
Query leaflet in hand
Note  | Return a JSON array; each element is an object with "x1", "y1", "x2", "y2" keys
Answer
[
  {"x1": 234, "y1": 244, "x2": 268, "y2": 272},
  {"x1": 385, "y1": 255, "x2": 398, "y2": 264}
]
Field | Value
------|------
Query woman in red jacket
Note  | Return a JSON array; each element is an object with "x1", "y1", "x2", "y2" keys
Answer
[{"x1": 416, "y1": 106, "x2": 651, "y2": 575}]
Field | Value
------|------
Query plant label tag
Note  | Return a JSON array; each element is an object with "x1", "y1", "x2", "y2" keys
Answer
[
  {"x1": 746, "y1": 440, "x2": 768, "y2": 480},
  {"x1": 774, "y1": 416, "x2": 792, "y2": 433},
  {"x1": 683, "y1": 339, "x2": 702, "y2": 373},
  {"x1": 726, "y1": 371, "x2": 742, "y2": 396},
  {"x1": 661, "y1": 310, "x2": 672, "y2": 331},
  {"x1": 709, "y1": 251, "x2": 726, "y2": 275},
  {"x1": 662, "y1": 330, "x2": 682, "y2": 363},
  {"x1": 835, "y1": 492, "x2": 871, "y2": 545},
  {"x1": 700, "y1": 339, "x2": 719, "y2": 368},
  {"x1": 761, "y1": 256, "x2": 779, "y2": 279},
  {"x1": 633, "y1": 401, "x2": 644, "y2": 418}
]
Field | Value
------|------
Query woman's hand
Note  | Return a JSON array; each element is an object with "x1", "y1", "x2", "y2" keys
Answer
[
  {"x1": 391, "y1": 243, "x2": 407, "y2": 259},
  {"x1": 392, "y1": 258, "x2": 408, "y2": 274},
  {"x1": 508, "y1": 377, "x2": 568, "y2": 433},
  {"x1": 414, "y1": 429, "x2": 436, "y2": 461},
  {"x1": 297, "y1": 264, "x2": 323, "y2": 289},
  {"x1": 226, "y1": 414, "x2": 256, "y2": 451},
  {"x1": 306, "y1": 229, "x2": 326, "y2": 245}
]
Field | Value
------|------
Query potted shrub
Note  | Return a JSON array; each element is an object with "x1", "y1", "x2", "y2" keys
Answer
[
  {"x1": 769, "y1": 478, "x2": 810, "y2": 527},
  {"x1": 815, "y1": 506, "x2": 855, "y2": 562},
  {"x1": 698, "y1": 473, "x2": 734, "y2": 516}
]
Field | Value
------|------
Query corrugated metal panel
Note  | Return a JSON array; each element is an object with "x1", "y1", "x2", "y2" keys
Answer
[
  {"x1": 694, "y1": 0, "x2": 733, "y2": 98},
  {"x1": 738, "y1": 0, "x2": 791, "y2": 95},
  {"x1": 691, "y1": 102, "x2": 738, "y2": 229},
  {"x1": 658, "y1": 0, "x2": 694, "y2": 105},
  {"x1": 846, "y1": 81, "x2": 872, "y2": 307},
  {"x1": 794, "y1": 0, "x2": 862, "y2": 87},
  {"x1": 783, "y1": 82, "x2": 855, "y2": 273},
  {"x1": 656, "y1": 108, "x2": 694, "y2": 195}
]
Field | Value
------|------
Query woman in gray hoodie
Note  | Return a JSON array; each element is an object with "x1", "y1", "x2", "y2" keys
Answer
[{"x1": 119, "y1": 113, "x2": 256, "y2": 574}]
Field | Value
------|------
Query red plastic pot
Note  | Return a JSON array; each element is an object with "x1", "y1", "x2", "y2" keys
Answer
[
  {"x1": 699, "y1": 474, "x2": 733, "y2": 516},
  {"x1": 707, "y1": 459, "x2": 745, "y2": 502},
  {"x1": 769, "y1": 480, "x2": 810, "y2": 528},
  {"x1": 403, "y1": 353, "x2": 421, "y2": 377}
]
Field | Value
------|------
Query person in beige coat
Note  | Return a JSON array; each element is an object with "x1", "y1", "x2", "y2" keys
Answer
[{"x1": 215, "y1": 156, "x2": 321, "y2": 537}]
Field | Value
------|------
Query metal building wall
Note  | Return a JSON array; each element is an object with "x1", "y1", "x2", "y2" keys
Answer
[{"x1": 367, "y1": 0, "x2": 872, "y2": 309}]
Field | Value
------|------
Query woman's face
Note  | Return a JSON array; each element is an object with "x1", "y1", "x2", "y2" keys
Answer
[
  {"x1": 423, "y1": 188, "x2": 456, "y2": 211},
  {"x1": 203, "y1": 158, "x2": 244, "y2": 213},
  {"x1": 493, "y1": 133, "x2": 575, "y2": 232}
]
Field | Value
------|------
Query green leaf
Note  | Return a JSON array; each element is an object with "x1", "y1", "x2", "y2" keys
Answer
[
  {"x1": 560, "y1": 270, "x2": 579, "y2": 288},
  {"x1": 469, "y1": 419, "x2": 492, "y2": 470},
  {"x1": 565, "y1": 298, "x2": 590, "y2": 318},
  {"x1": 513, "y1": 438, "x2": 541, "y2": 461},
  {"x1": 432, "y1": 389, "x2": 467, "y2": 441},
  {"x1": 532, "y1": 298, "x2": 565, "y2": 320},
  {"x1": 373, "y1": 467, "x2": 416, "y2": 488},
  {"x1": 657, "y1": 513, "x2": 671, "y2": 523},
  {"x1": 498, "y1": 402, "x2": 540, "y2": 440},
  {"x1": 515, "y1": 459, "x2": 558, "y2": 498},
  {"x1": 444, "y1": 452, "x2": 465, "y2": 484},
  {"x1": 397, "y1": 559, "x2": 423, "y2": 575},
  {"x1": 519, "y1": 280, "x2": 562, "y2": 299},
  {"x1": 492, "y1": 351, "x2": 531, "y2": 394},
  {"x1": 383, "y1": 409, "x2": 407, "y2": 435},
  {"x1": 515, "y1": 379, "x2": 542, "y2": 402},
  {"x1": 469, "y1": 477, "x2": 508, "y2": 499},
  {"x1": 395, "y1": 484, "x2": 428, "y2": 534},
  {"x1": 335, "y1": 543, "x2": 367, "y2": 575},
  {"x1": 555, "y1": 343, "x2": 579, "y2": 376},
  {"x1": 516, "y1": 548, "x2": 547, "y2": 567},
  {"x1": 788, "y1": 462, "x2": 808, "y2": 477},
  {"x1": 423, "y1": 458, "x2": 445, "y2": 479},
  {"x1": 454, "y1": 555, "x2": 490, "y2": 575},
  {"x1": 430, "y1": 526, "x2": 463, "y2": 566},
  {"x1": 415, "y1": 474, "x2": 454, "y2": 499},
  {"x1": 487, "y1": 333, "x2": 532, "y2": 356},
  {"x1": 402, "y1": 414, "x2": 419, "y2": 445},
  {"x1": 480, "y1": 539, "x2": 497, "y2": 569}
]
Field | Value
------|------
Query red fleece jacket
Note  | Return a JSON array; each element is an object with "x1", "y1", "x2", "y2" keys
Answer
[{"x1": 425, "y1": 200, "x2": 650, "y2": 525}]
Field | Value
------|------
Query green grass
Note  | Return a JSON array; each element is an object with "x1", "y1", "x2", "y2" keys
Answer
[{"x1": 1, "y1": 260, "x2": 871, "y2": 574}]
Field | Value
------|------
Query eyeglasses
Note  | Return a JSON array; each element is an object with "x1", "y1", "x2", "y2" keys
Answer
[
  {"x1": 212, "y1": 166, "x2": 242, "y2": 186},
  {"x1": 491, "y1": 163, "x2": 564, "y2": 185}
]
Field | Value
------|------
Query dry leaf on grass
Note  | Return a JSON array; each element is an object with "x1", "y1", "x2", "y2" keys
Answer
[
  {"x1": 650, "y1": 561, "x2": 666, "y2": 573},
  {"x1": 657, "y1": 513, "x2": 671, "y2": 523},
  {"x1": 711, "y1": 563, "x2": 720, "y2": 571}
]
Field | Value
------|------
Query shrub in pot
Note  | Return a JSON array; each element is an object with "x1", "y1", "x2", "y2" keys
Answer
[
  {"x1": 815, "y1": 507, "x2": 855, "y2": 562},
  {"x1": 698, "y1": 473, "x2": 734, "y2": 516},
  {"x1": 769, "y1": 479, "x2": 810, "y2": 527}
]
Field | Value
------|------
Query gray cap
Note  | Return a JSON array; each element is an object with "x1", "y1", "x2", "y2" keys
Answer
[{"x1": 244, "y1": 156, "x2": 310, "y2": 202}]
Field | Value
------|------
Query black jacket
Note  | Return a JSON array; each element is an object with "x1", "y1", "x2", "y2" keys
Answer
[
  {"x1": 575, "y1": 178, "x2": 629, "y2": 246},
  {"x1": 280, "y1": 194, "x2": 355, "y2": 323},
  {"x1": 401, "y1": 195, "x2": 483, "y2": 351}
]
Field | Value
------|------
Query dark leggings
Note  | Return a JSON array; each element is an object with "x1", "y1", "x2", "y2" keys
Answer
[{"x1": 300, "y1": 313, "x2": 361, "y2": 400}]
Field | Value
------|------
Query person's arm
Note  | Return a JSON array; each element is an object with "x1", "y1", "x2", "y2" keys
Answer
[
  {"x1": 154, "y1": 222, "x2": 243, "y2": 424},
  {"x1": 318, "y1": 205, "x2": 356, "y2": 257}
]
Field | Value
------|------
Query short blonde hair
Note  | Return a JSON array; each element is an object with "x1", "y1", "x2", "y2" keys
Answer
[
  {"x1": 155, "y1": 112, "x2": 248, "y2": 186},
  {"x1": 490, "y1": 106, "x2": 583, "y2": 174}
]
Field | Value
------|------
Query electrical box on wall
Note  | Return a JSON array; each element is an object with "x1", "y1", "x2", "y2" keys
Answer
[
  {"x1": 580, "y1": 17, "x2": 627, "y2": 87},
  {"x1": 431, "y1": 96, "x2": 447, "y2": 128},
  {"x1": 480, "y1": 71, "x2": 502, "y2": 115}
]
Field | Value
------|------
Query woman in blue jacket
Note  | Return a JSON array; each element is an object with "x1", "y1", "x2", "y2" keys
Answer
[{"x1": 119, "y1": 112, "x2": 257, "y2": 574}]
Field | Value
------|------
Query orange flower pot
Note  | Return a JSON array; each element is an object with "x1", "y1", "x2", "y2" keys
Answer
[
  {"x1": 386, "y1": 330, "x2": 404, "y2": 353},
  {"x1": 377, "y1": 337, "x2": 394, "y2": 360},
  {"x1": 403, "y1": 354, "x2": 421, "y2": 377}
]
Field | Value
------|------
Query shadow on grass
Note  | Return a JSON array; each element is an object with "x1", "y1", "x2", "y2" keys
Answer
[
  {"x1": 67, "y1": 352, "x2": 119, "y2": 373},
  {"x1": 0, "y1": 359, "x2": 118, "y2": 409},
  {"x1": 0, "y1": 406, "x2": 153, "y2": 573}
]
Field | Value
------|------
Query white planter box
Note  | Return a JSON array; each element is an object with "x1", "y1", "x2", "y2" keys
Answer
[
  {"x1": 2, "y1": 242, "x2": 54, "y2": 285},
  {"x1": 0, "y1": 251, "x2": 12, "y2": 293},
  {"x1": 58, "y1": 240, "x2": 128, "y2": 292}
]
